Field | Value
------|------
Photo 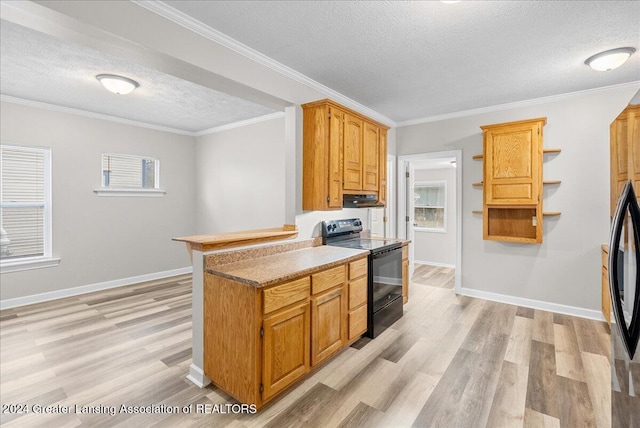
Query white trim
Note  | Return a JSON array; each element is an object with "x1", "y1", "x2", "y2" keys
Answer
[
  {"x1": 193, "y1": 112, "x2": 285, "y2": 136},
  {"x1": 414, "y1": 260, "x2": 455, "y2": 269},
  {"x1": 0, "y1": 266, "x2": 192, "y2": 310},
  {"x1": 93, "y1": 188, "x2": 167, "y2": 197},
  {"x1": 187, "y1": 364, "x2": 211, "y2": 388},
  {"x1": 1, "y1": 95, "x2": 196, "y2": 136},
  {"x1": 459, "y1": 287, "x2": 605, "y2": 322},
  {"x1": 1, "y1": 257, "x2": 60, "y2": 273},
  {"x1": 396, "y1": 80, "x2": 640, "y2": 127},
  {"x1": 398, "y1": 150, "x2": 462, "y2": 293},
  {"x1": 134, "y1": 1, "x2": 396, "y2": 128}
]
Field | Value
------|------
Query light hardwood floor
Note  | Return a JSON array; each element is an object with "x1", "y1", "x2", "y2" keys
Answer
[{"x1": 0, "y1": 264, "x2": 610, "y2": 427}]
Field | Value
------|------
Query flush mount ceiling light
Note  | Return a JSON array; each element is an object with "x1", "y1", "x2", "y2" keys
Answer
[
  {"x1": 585, "y1": 47, "x2": 636, "y2": 71},
  {"x1": 96, "y1": 74, "x2": 140, "y2": 94}
]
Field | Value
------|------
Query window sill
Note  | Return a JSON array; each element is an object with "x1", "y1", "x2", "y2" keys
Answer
[
  {"x1": 93, "y1": 188, "x2": 166, "y2": 197},
  {"x1": 1, "y1": 257, "x2": 61, "y2": 273}
]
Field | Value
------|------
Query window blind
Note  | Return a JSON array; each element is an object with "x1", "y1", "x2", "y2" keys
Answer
[
  {"x1": 0, "y1": 145, "x2": 48, "y2": 259},
  {"x1": 102, "y1": 154, "x2": 156, "y2": 189}
]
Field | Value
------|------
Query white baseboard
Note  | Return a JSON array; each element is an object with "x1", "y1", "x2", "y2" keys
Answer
[
  {"x1": 187, "y1": 364, "x2": 211, "y2": 388},
  {"x1": 459, "y1": 287, "x2": 605, "y2": 322},
  {"x1": 0, "y1": 267, "x2": 193, "y2": 310},
  {"x1": 414, "y1": 260, "x2": 456, "y2": 269}
]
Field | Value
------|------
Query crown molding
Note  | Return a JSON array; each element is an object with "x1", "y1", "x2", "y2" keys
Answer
[
  {"x1": 0, "y1": 94, "x2": 197, "y2": 136},
  {"x1": 397, "y1": 80, "x2": 640, "y2": 127},
  {"x1": 132, "y1": 0, "x2": 396, "y2": 128},
  {"x1": 194, "y1": 112, "x2": 285, "y2": 137}
]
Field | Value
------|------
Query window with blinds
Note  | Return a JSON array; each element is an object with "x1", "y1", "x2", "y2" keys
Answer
[
  {"x1": 414, "y1": 181, "x2": 446, "y2": 231},
  {"x1": 0, "y1": 144, "x2": 51, "y2": 261},
  {"x1": 102, "y1": 153, "x2": 158, "y2": 189}
]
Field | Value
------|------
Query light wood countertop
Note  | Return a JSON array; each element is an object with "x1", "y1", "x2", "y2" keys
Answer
[
  {"x1": 173, "y1": 224, "x2": 298, "y2": 253},
  {"x1": 206, "y1": 245, "x2": 369, "y2": 287}
]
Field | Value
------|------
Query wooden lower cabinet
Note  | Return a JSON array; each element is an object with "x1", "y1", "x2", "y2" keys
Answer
[
  {"x1": 311, "y1": 287, "x2": 346, "y2": 366},
  {"x1": 203, "y1": 256, "x2": 367, "y2": 409},
  {"x1": 347, "y1": 258, "x2": 368, "y2": 339},
  {"x1": 402, "y1": 245, "x2": 409, "y2": 304},
  {"x1": 262, "y1": 301, "x2": 310, "y2": 401}
]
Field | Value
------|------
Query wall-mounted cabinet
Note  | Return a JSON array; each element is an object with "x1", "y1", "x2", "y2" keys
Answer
[
  {"x1": 475, "y1": 117, "x2": 560, "y2": 244},
  {"x1": 302, "y1": 99, "x2": 389, "y2": 211},
  {"x1": 610, "y1": 104, "x2": 640, "y2": 216}
]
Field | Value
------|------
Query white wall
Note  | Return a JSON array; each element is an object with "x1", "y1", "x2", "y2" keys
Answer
[
  {"x1": 396, "y1": 86, "x2": 638, "y2": 314},
  {"x1": 195, "y1": 117, "x2": 286, "y2": 234},
  {"x1": 413, "y1": 167, "x2": 456, "y2": 267},
  {"x1": 0, "y1": 102, "x2": 196, "y2": 301}
]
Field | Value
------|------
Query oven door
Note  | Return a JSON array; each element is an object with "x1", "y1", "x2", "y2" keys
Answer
[{"x1": 368, "y1": 245, "x2": 403, "y2": 337}]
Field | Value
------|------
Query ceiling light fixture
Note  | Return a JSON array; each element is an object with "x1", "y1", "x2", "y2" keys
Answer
[
  {"x1": 96, "y1": 74, "x2": 140, "y2": 94},
  {"x1": 585, "y1": 47, "x2": 636, "y2": 71}
]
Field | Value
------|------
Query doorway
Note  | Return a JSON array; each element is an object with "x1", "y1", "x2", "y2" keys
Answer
[{"x1": 397, "y1": 150, "x2": 462, "y2": 293}]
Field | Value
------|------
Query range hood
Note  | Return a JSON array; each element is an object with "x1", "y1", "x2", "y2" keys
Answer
[{"x1": 343, "y1": 194, "x2": 384, "y2": 208}]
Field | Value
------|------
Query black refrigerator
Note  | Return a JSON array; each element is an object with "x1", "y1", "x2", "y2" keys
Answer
[{"x1": 609, "y1": 93, "x2": 640, "y2": 426}]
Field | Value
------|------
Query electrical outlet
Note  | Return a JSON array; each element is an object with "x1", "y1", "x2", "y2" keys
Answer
[{"x1": 532, "y1": 216, "x2": 537, "y2": 226}]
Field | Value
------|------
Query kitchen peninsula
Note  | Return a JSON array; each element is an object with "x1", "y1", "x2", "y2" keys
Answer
[{"x1": 174, "y1": 228, "x2": 369, "y2": 408}]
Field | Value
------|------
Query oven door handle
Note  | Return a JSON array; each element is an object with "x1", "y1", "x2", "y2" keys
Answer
[{"x1": 372, "y1": 245, "x2": 402, "y2": 258}]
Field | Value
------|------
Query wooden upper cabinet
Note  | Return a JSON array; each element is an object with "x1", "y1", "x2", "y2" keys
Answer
[
  {"x1": 343, "y1": 113, "x2": 364, "y2": 191},
  {"x1": 482, "y1": 118, "x2": 545, "y2": 205},
  {"x1": 302, "y1": 99, "x2": 389, "y2": 210},
  {"x1": 328, "y1": 108, "x2": 345, "y2": 208},
  {"x1": 363, "y1": 123, "x2": 379, "y2": 191},
  {"x1": 611, "y1": 105, "x2": 640, "y2": 215},
  {"x1": 378, "y1": 130, "x2": 387, "y2": 206}
]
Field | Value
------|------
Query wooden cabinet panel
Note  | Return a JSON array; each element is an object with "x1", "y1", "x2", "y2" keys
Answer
[
  {"x1": 311, "y1": 287, "x2": 346, "y2": 366},
  {"x1": 348, "y1": 276, "x2": 367, "y2": 310},
  {"x1": 348, "y1": 304, "x2": 368, "y2": 340},
  {"x1": 262, "y1": 302, "x2": 310, "y2": 400},
  {"x1": 312, "y1": 265, "x2": 346, "y2": 295},
  {"x1": 263, "y1": 277, "x2": 310, "y2": 315},
  {"x1": 363, "y1": 123, "x2": 379, "y2": 191},
  {"x1": 602, "y1": 245, "x2": 610, "y2": 325},
  {"x1": 402, "y1": 258, "x2": 409, "y2": 304},
  {"x1": 483, "y1": 120, "x2": 542, "y2": 205},
  {"x1": 378, "y1": 130, "x2": 387, "y2": 206},
  {"x1": 343, "y1": 113, "x2": 364, "y2": 191},
  {"x1": 349, "y1": 258, "x2": 368, "y2": 280},
  {"x1": 328, "y1": 107, "x2": 344, "y2": 208}
]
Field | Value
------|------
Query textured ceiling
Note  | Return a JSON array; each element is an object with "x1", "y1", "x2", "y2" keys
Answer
[
  {"x1": 163, "y1": 0, "x2": 640, "y2": 123},
  {"x1": 0, "y1": 19, "x2": 277, "y2": 133}
]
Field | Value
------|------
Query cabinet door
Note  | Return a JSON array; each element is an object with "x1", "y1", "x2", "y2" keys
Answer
[
  {"x1": 402, "y1": 258, "x2": 409, "y2": 304},
  {"x1": 328, "y1": 107, "x2": 344, "y2": 208},
  {"x1": 611, "y1": 116, "x2": 629, "y2": 216},
  {"x1": 378, "y1": 129, "x2": 387, "y2": 206},
  {"x1": 262, "y1": 302, "x2": 310, "y2": 400},
  {"x1": 484, "y1": 121, "x2": 542, "y2": 205},
  {"x1": 343, "y1": 113, "x2": 364, "y2": 191},
  {"x1": 363, "y1": 123, "x2": 379, "y2": 191},
  {"x1": 311, "y1": 287, "x2": 346, "y2": 366},
  {"x1": 628, "y1": 106, "x2": 640, "y2": 204}
]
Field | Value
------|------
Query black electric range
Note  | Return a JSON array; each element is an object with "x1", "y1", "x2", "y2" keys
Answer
[{"x1": 322, "y1": 218, "x2": 403, "y2": 338}]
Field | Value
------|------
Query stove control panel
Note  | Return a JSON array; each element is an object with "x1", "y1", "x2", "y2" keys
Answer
[{"x1": 322, "y1": 218, "x2": 363, "y2": 238}]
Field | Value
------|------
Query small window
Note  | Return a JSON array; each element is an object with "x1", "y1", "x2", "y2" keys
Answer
[
  {"x1": 414, "y1": 181, "x2": 446, "y2": 232},
  {"x1": 95, "y1": 153, "x2": 164, "y2": 197},
  {"x1": 0, "y1": 144, "x2": 53, "y2": 264}
]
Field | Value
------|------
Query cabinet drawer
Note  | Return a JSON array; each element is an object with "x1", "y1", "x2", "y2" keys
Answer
[
  {"x1": 402, "y1": 245, "x2": 408, "y2": 260},
  {"x1": 349, "y1": 258, "x2": 368, "y2": 279},
  {"x1": 349, "y1": 305, "x2": 368, "y2": 340},
  {"x1": 312, "y1": 265, "x2": 346, "y2": 295},
  {"x1": 349, "y1": 276, "x2": 368, "y2": 310},
  {"x1": 263, "y1": 277, "x2": 310, "y2": 315}
]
